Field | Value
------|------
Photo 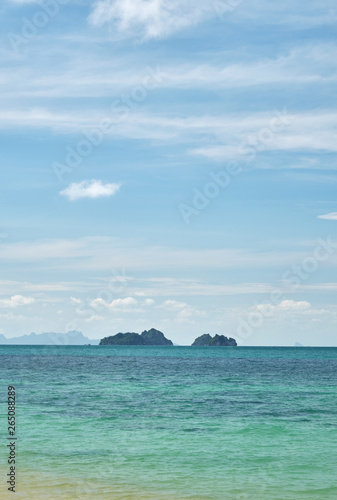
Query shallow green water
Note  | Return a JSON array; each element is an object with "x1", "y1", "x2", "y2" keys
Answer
[{"x1": 1, "y1": 346, "x2": 337, "y2": 499}]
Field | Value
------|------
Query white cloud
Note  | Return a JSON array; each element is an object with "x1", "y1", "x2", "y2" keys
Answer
[
  {"x1": 0, "y1": 295, "x2": 35, "y2": 308},
  {"x1": 91, "y1": 296, "x2": 138, "y2": 310},
  {"x1": 89, "y1": 0, "x2": 213, "y2": 39},
  {"x1": 70, "y1": 297, "x2": 82, "y2": 304},
  {"x1": 0, "y1": 312, "x2": 26, "y2": 320},
  {"x1": 162, "y1": 299, "x2": 187, "y2": 310},
  {"x1": 303, "y1": 283, "x2": 337, "y2": 292},
  {"x1": 0, "y1": 280, "x2": 101, "y2": 295},
  {"x1": 318, "y1": 212, "x2": 337, "y2": 220},
  {"x1": 174, "y1": 306, "x2": 207, "y2": 324},
  {"x1": 143, "y1": 298, "x2": 155, "y2": 306},
  {"x1": 256, "y1": 299, "x2": 311, "y2": 315},
  {"x1": 2, "y1": 106, "x2": 337, "y2": 158},
  {"x1": 60, "y1": 180, "x2": 121, "y2": 201},
  {"x1": 162, "y1": 299, "x2": 206, "y2": 324},
  {"x1": 255, "y1": 300, "x2": 329, "y2": 321},
  {"x1": 135, "y1": 280, "x2": 275, "y2": 297},
  {"x1": 1, "y1": 236, "x2": 335, "y2": 272},
  {"x1": 6, "y1": 277, "x2": 330, "y2": 301},
  {"x1": 85, "y1": 314, "x2": 104, "y2": 322},
  {"x1": 277, "y1": 300, "x2": 311, "y2": 311},
  {"x1": 88, "y1": 1, "x2": 337, "y2": 40},
  {"x1": 2, "y1": 45, "x2": 336, "y2": 102},
  {"x1": 162, "y1": 45, "x2": 337, "y2": 91},
  {"x1": 7, "y1": 0, "x2": 38, "y2": 3}
]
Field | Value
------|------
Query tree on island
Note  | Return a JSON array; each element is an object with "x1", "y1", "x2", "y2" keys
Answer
[
  {"x1": 100, "y1": 332, "x2": 146, "y2": 345},
  {"x1": 192, "y1": 334, "x2": 237, "y2": 346},
  {"x1": 99, "y1": 328, "x2": 173, "y2": 346},
  {"x1": 141, "y1": 328, "x2": 173, "y2": 345},
  {"x1": 99, "y1": 330, "x2": 237, "y2": 347}
]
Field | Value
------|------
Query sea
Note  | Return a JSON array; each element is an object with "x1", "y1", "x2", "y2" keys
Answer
[{"x1": 0, "y1": 346, "x2": 336, "y2": 499}]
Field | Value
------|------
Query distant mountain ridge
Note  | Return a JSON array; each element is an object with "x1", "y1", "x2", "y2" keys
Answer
[{"x1": 0, "y1": 331, "x2": 100, "y2": 345}]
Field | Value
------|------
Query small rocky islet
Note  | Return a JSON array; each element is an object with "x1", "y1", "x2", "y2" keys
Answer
[{"x1": 99, "y1": 328, "x2": 237, "y2": 346}]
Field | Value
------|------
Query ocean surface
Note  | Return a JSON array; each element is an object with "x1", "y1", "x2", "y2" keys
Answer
[{"x1": 1, "y1": 346, "x2": 337, "y2": 499}]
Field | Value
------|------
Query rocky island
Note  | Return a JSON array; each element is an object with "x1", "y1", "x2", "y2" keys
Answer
[
  {"x1": 99, "y1": 330, "x2": 237, "y2": 347},
  {"x1": 141, "y1": 328, "x2": 173, "y2": 345},
  {"x1": 192, "y1": 334, "x2": 237, "y2": 346},
  {"x1": 100, "y1": 328, "x2": 173, "y2": 346}
]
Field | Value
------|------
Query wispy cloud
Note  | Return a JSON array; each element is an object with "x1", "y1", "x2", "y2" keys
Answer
[
  {"x1": 88, "y1": 0, "x2": 337, "y2": 40},
  {"x1": 1, "y1": 105, "x2": 337, "y2": 158},
  {"x1": 89, "y1": 0, "x2": 214, "y2": 39},
  {"x1": 60, "y1": 180, "x2": 121, "y2": 201},
  {"x1": 70, "y1": 297, "x2": 82, "y2": 304},
  {"x1": 0, "y1": 280, "x2": 99, "y2": 294},
  {"x1": 7, "y1": 0, "x2": 38, "y2": 3},
  {"x1": 1, "y1": 44, "x2": 336, "y2": 100},
  {"x1": 0, "y1": 236, "x2": 336, "y2": 272},
  {"x1": 318, "y1": 212, "x2": 337, "y2": 220}
]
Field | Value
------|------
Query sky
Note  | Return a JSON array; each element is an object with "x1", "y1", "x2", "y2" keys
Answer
[{"x1": 0, "y1": 0, "x2": 337, "y2": 345}]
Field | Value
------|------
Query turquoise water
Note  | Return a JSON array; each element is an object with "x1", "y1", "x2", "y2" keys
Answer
[{"x1": 1, "y1": 346, "x2": 337, "y2": 499}]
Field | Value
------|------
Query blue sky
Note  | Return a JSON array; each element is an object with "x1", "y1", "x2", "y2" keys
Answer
[{"x1": 0, "y1": 0, "x2": 337, "y2": 345}]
